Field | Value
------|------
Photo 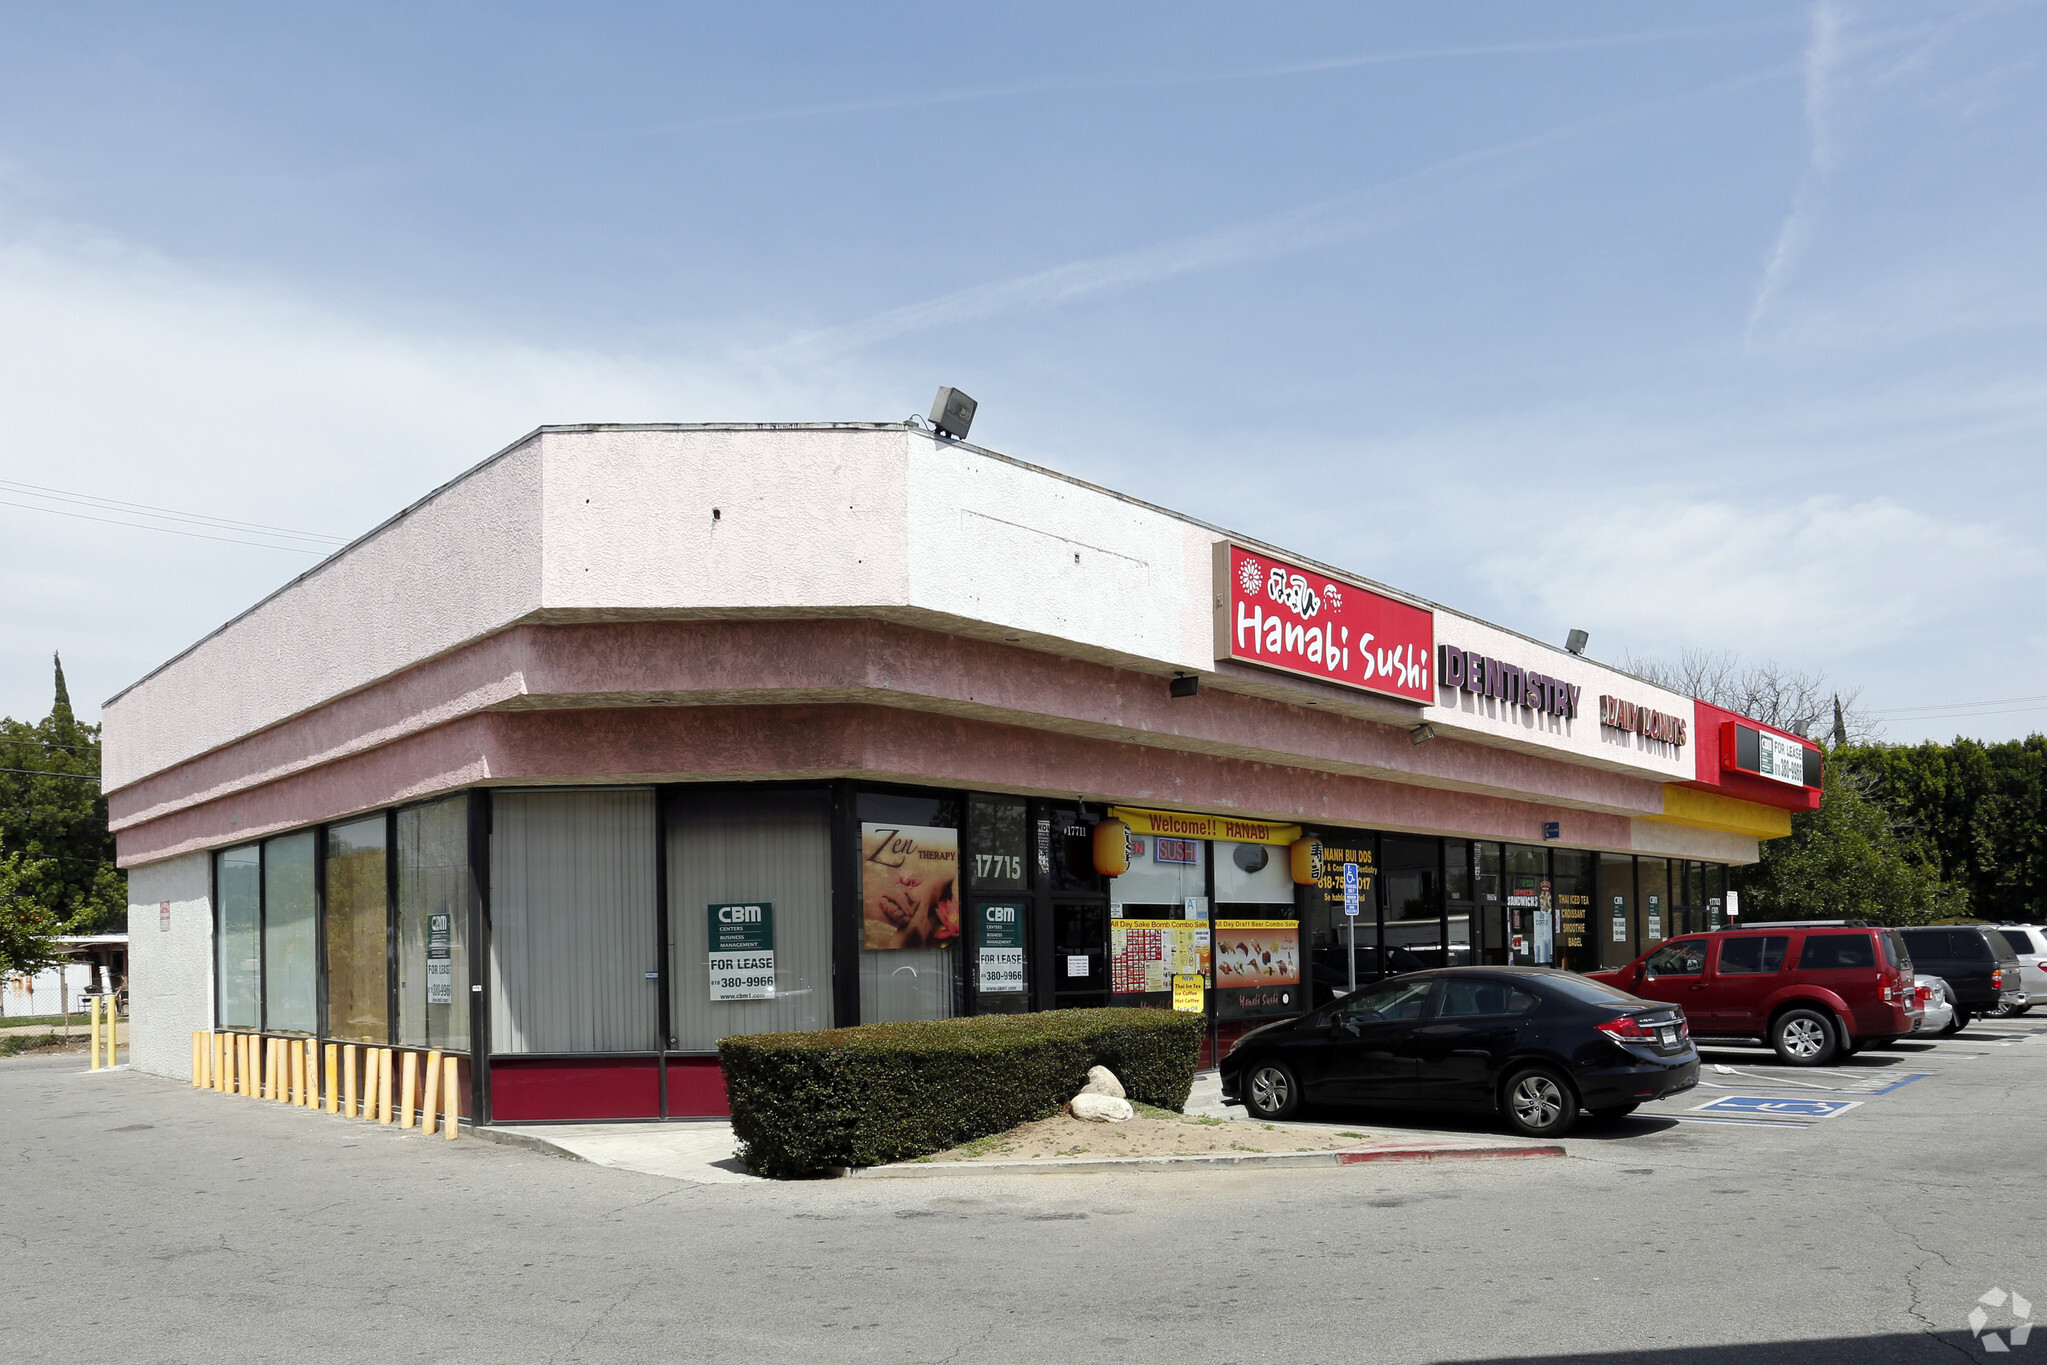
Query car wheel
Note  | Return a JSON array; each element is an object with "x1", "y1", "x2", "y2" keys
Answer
[
  {"x1": 1770, "y1": 1008, "x2": 1839, "y2": 1066},
  {"x1": 1242, "y1": 1059, "x2": 1302, "y2": 1121},
  {"x1": 1502, "y1": 1067, "x2": 1579, "y2": 1138},
  {"x1": 1993, "y1": 998, "x2": 2032, "y2": 1018},
  {"x1": 1590, "y1": 1103, "x2": 1639, "y2": 1121},
  {"x1": 1941, "y1": 1009, "x2": 1972, "y2": 1036}
]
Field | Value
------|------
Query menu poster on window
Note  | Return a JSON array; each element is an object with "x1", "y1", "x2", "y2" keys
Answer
[
  {"x1": 1110, "y1": 920, "x2": 1209, "y2": 995},
  {"x1": 978, "y1": 901, "x2": 1026, "y2": 993},
  {"x1": 862, "y1": 824, "x2": 960, "y2": 949},
  {"x1": 1556, "y1": 891, "x2": 1588, "y2": 950},
  {"x1": 708, "y1": 903, "x2": 775, "y2": 1001},
  {"x1": 1215, "y1": 919, "x2": 1300, "y2": 1019},
  {"x1": 426, "y1": 913, "x2": 453, "y2": 1005}
]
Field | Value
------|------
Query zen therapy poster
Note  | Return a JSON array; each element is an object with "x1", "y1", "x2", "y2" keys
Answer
[{"x1": 861, "y1": 823, "x2": 960, "y2": 949}]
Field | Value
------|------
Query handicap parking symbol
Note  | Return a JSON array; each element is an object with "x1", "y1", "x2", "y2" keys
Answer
[{"x1": 1693, "y1": 1095, "x2": 1863, "y2": 1119}]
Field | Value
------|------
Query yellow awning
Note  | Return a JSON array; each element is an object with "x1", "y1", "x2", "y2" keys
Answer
[
  {"x1": 1107, "y1": 806, "x2": 1304, "y2": 847},
  {"x1": 1651, "y1": 785, "x2": 1794, "y2": 840}
]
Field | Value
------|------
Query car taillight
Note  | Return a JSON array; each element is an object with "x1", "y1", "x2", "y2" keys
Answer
[
  {"x1": 1596, "y1": 1015, "x2": 1661, "y2": 1043},
  {"x1": 1993, "y1": 969, "x2": 2004, "y2": 989}
]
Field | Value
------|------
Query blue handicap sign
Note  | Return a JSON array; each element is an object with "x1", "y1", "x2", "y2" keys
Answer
[
  {"x1": 1693, "y1": 1095, "x2": 1863, "y2": 1119},
  {"x1": 1343, "y1": 862, "x2": 1360, "y2": 917}
]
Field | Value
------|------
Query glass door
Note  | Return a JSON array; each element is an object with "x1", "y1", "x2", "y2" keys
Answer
[{"x1": 1051, "y1": 901, "x2": 1109, "y2": 1008}]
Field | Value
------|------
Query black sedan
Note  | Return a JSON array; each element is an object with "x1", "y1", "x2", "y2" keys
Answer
[{"x1": 1218, "y1": 967, "x2": 1699, "y2": 1138}]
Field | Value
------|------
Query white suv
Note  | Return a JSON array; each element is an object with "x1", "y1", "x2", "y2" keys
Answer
[{"x1": 1992, "y1": 925, "x2": 2047, "y2": 1017}]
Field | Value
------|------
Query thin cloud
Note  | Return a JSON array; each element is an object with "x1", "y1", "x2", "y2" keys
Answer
[
  {"x1": 636, "y1": 20, "x2": 1798, "y2": 136},
  {"x1": 769, "y1": 63, "x2": 1799, "y2": 359},
  {"x1": 1747, "y1": 0, "x2": 1846, "y2": 341}
]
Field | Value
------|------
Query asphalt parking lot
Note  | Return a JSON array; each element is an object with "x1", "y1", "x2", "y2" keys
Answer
[{"x1": 5, "y1": 1017, "x2": 2044, "y2": 1365}]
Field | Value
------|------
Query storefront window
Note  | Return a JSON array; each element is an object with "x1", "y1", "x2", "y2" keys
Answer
[
  {"x1": 668, "y1": 787, "x2": 832, "y2": 1050},
  {"x1": 262, "y1": 831, "x2": 318, "y2": 1034},
  {"x1": 1473, "y1": 842, "x2": 1506, "y2": 966},
  {"x1": 1307, "y1": 830, "x2": 1376, "y2": 1004},
  {"x1": 1044, "y1": 803, "x2": 1107, "y2": 1008},
  {"x1": 216, "y1": 844, "x2": 260, "y2": 1029},
  {"x1": 397, "y1": 795, "x2": 474, "y2": 1053},
  {"x1": 325, "y1": 814, "x2": 390, "y2": 1045},
  {"x1": 489, "y1": 789, "x2": 660, "y2": 1054},
  {"x1": 1638, "y1": 857, "x2": 1670, "y2": 948},
  {"x1": 1214, "y1": 838, "x2": 1301, "y2": 1020},
  {"x1": 1444, "y1": 840, "x2": 1473, "y2": 967},
  {"x1": 1382, "y1": 836, "x2": 1443, "y2": 965},
  {"x1": 1598, "y1": 854, "x2": 1636, "y2": 964},
  {"x1": 1550, "y1": 849, "x2": 1596, "y2": 973},
  {"x1": 1504, "y1": 844, "x2": 1548, "y2": 965},
  {"x1": 968, "y1": 795, "x2": 1031, "y2": 1013},
  {"x1": 1705, "y1": 863, "x2": 1728, "y2": 929},
  {"x1": 858, "y1": 791, "x2": 962, "y2": 1024}
]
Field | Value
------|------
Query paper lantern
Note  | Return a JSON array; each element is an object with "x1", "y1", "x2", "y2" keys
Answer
[
  {"x1": 1289, "y1": 836, "x2": 1322, "y2": 886},
  {"x1": 1092, "y1": 819, "x2": 1132, "y2": 877}
]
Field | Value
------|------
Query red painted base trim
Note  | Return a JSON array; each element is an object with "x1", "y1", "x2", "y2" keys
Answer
[
  {"x1": 666, "y1": 1056, "x2": 730, "y2": 1118},
  {"x1": 489, "y1": 1057, "x2": 661, "y2": 1121}
]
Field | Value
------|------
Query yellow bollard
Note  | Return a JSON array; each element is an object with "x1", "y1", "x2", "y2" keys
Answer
[
  {"x1": 302, "y1": 1039, "x2": 316, "y2": 1108},
  {"x1": 89, "y1": 997, "x2": 102, "y2": 1071},
  {"x1": 281, "y1": 1039, "x2": 296, "y2": 1103},
  {"x1": 377, "y1": 1049, "x2": 395, "y2": 1125},
  {"x1": 324, "y1": 1044, "x2": 340, "y2": 1113},
  {"x1": 421, "y1": 1052, "x2": 442, "y2": 1136},
  {"x1": 234, "y1": 1034, "x2": 249, "y2": 1097},
  {"x1": 342, "y1": 1044, "x2": 358, "y2": 1118},
  {"x1": 250, "y1": 1034, "x2": 264, "y2": 1098},
  {"x1": 215, "y1": 1033, "x2": 229, "y2": 1093},
  {"x1": 191, "y1": 1031, "x2": 205, "y2": 1086},
  {"x1": 399, "y1": 1052, "x2": 418, "y2": 1129},
  {"x1": 442, "y1": 1057, "x2": 460, "y2": 1139}
]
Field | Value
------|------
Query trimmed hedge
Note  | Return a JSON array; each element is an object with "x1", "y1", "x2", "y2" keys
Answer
[{"x1": 719, "y1": 1008, "x2": 1204, "y2": 1178}]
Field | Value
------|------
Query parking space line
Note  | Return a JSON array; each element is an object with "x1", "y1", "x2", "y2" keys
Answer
[{"x1": 1662, "y1": 1115, "x2": 1811, "y2": 1129}]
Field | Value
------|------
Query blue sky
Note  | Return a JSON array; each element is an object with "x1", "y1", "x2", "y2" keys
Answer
[{"x1": 2, "y1": 2, "x2": 2043, "y2": 743}]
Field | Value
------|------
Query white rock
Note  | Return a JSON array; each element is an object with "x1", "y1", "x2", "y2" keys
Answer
[
  {"x1": 1079, "y1": 1065, "x2": 1126, "y2": 1098},
  {"x1": 1070, "y1": 1093, "x2": 1134, "y2": 1123}
]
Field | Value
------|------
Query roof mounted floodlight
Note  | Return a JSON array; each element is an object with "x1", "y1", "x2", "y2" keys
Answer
[
  {"x1": 1170, "y1": 674, "x2": 1199, "y2": 699},
  {"x1": 1565, "y1": 628, "x2": 1589, "y2": 655},
  {"x1": 929, "y1": 386, "x2": 977, "y2": 440}
]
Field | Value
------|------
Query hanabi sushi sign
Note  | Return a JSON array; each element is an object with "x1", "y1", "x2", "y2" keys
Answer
[{"x1": 1213, "y1": 543, "x2": 1435, "y2": 704}]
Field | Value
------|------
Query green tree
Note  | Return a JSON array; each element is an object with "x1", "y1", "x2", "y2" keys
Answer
[
  {"x1": 0, "y1": 653, "x2": 124, "y2": 939},
  {"x1": 0, "y1": 851, "x2": 64, "y2": 976},
  {"x1": 1849, "y1": 736, "x2": 2047, "y2": 921},
  {"x1": 1734, "y1": 761, "x2": 1966, "y2": 925}
]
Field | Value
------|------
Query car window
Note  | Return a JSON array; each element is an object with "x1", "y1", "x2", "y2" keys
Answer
[
  {"x1": 1436, "y1": 979, "x2": 1541, "y2": 1018},
  {"x1": 1338, "y1": 978, "x2": 1434, "y2": 1025},
  {"x1": 1644, "y1": 941, "x2": 1707, "y2": 977},
  {"x1": 1881, "y1": 932, "x2": 1905, "y2": 970},
  {"x1": 1998, "y1": 929, "x2": 2038, "y2": 956},
  {"x1": 1798, "y1": 934, "x2": 1877, "y2": 970},
  {"x1": 1900, "y1": 929, "x2": 1946, "y2": 959},
  {"x1": 1954, "y1": 932, "x2": 1994, "y2": 962},
  {"x1": 1717, "y1": 935, "x2": 1788, "y2": 975}
]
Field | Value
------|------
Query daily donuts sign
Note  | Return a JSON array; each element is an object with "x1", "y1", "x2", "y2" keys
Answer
[{"x1": 1213, "y1": 543, "x2": 1435, "y2": 704}]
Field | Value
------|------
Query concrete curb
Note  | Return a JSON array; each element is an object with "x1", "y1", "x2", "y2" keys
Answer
[
  {"x1": 471, "y1": 1126, "x2": 581, "y2": 1159},
  {"x1": 849, "y1": 1142, "x2": 1565, "y2": 1178}
]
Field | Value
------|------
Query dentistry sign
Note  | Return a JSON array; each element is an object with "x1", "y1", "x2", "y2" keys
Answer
[{"x1": 1213, "y1": 543, "x2": 1435, "y2": 703}]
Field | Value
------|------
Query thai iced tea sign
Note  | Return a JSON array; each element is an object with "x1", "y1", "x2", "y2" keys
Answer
[{"x1": 1214, "y1": 543, "x2": 1434, "y2": 703}]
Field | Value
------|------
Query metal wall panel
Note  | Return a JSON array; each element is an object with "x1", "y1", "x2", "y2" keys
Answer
[
  {"x1": 668, "y1": 789, "x2": 833, "y2": 1051},
  {"x1": 490, "y1": 789, "x2": 659, "y2": 1054}
]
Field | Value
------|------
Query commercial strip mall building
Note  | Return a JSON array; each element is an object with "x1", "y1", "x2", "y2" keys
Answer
[{"x1": 109, "y1": 423, "x2": 1823, "y2": 1123}]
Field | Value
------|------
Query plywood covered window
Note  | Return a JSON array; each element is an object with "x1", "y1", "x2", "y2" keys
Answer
[
  {"x1": 325, "y1": 814, "x2": 390, "y2": 1044},
  {"x1": 489, "y1": 788, "x2": 659, "y2": 1054}
]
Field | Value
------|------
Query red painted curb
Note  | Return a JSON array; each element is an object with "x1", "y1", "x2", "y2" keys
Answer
[{"x1": 1334, "y1": 1144, "x2": 1565, "y2": 1164}]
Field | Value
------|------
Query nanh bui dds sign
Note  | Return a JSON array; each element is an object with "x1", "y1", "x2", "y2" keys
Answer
[{"x1": 1213, "y1": 543, "x2": 1434, "y2": 704}]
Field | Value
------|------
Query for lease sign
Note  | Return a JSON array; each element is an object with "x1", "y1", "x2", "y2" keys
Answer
[
  {"x1": 708, "y1": 903, "x2": 775, "y2": 1001},
  {"x1": 1213, "y1": 543, "x2": 1434, "y2": 703}
]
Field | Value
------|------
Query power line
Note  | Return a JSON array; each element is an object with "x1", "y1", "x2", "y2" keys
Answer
[
  {"x1": 0, "y1": 768, "x2": 101, "y2": 782},
  {"x1": 0, "y1": 478, "x2": 347, "y2": 543},
  {"x1": 0, "y1": 497, "x2": 328, "y2": 554},
  {"x1": 1869, "y1": 691, "x2": 2047, "y2": 718}
]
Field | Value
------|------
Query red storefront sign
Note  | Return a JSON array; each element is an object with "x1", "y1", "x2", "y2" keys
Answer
[{"x1": 1212, "y1": 543, "x2": 1435, "y2": 703}]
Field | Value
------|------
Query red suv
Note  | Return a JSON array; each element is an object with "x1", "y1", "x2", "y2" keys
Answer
[{"x1": 1588, "y1": 921, "x2": 1915, "y2": 1066}]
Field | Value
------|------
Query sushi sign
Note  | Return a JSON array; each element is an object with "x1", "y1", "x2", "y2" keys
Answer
[{"x1": 1213, "y1": 543, "x2": 1435, "y2": 704}]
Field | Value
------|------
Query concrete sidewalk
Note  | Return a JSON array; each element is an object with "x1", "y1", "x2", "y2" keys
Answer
[{"x1": 474, "y1": 1072, "x2": 1561, "y2": 1183}]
